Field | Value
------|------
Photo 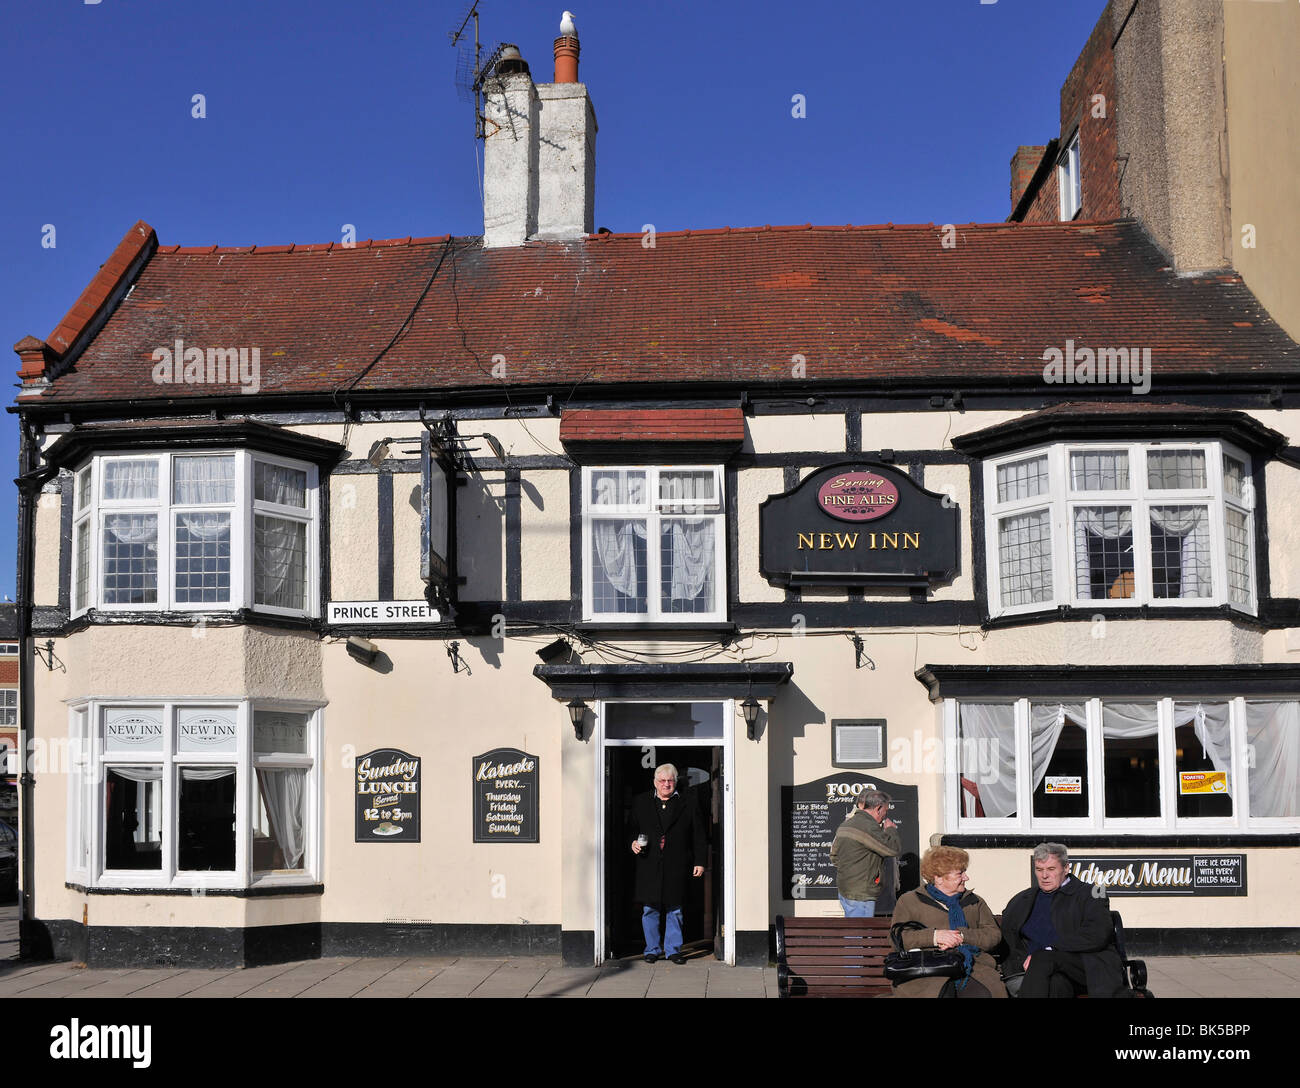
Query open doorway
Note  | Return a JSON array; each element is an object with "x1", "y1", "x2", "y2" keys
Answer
[{"x1": 604, "y1": 743, "x2": 724, "y2": 962}]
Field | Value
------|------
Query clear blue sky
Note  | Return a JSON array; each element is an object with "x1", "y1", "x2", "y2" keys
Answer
[{"x1": 0, "y1": 0, "x2": 1105, "y2": 600}]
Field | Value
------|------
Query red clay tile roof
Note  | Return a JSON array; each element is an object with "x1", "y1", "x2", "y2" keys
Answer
[
  {"x1": 560, "y1": 408, "x2": 745, "y2": 443},
  {"x1": 20, "y1": 218, "x2": 1298, "y2": 405}
]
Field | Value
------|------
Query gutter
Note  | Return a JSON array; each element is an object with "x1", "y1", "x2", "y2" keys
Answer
[{"x1": 14, "y1": 420, "x2": 57, "y2": 959}]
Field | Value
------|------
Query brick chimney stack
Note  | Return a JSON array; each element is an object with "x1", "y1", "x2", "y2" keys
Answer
[
  {"x1": 482, "y1": 13, "x2": 596, "y2": 248},
  {"x1": 1010, "y1": 145, "x2": 1048, "y2": 214}
]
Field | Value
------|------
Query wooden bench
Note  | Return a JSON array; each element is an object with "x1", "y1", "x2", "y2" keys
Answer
[
  {"x1": 775, "y1": 915, "x2": 894, "y2": 998},
  {"x1": 775, "y1": 911, "x2": 1152, "y2": 998}
]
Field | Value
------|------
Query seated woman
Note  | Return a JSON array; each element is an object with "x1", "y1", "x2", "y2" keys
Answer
[{"x1": 890, "y1": 846, "x2": 1007, "y2": 998}]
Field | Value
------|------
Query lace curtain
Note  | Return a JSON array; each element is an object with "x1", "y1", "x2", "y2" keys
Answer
[
  {"x1": 255, "y1": 517, "x2": 305, "y2": 609},
  {"x1": 1073, "y1": 507, "x2": 1132, "y2": 599},
  {"x1": 102, "y1": 460, "x2": 158, "y2": 501},
  {"x1": 256, "y1": 767, "x2": 306, "y2": 869},
  {"x1": 1149, "y1": 506, "x2": 1211, "y2": 597},
  {"x1": 1245, "y1": 701, "x2": 1300, "y2": 818},
  {"x1": 957, "y1": 704, "x2": 1017, "y2": 818},
  {"x1": 591, "y1": 471, "x2": 715, "y2": 604},
  {"x1": 173, "y1": 456, "x2": 235, "y2": 504}
]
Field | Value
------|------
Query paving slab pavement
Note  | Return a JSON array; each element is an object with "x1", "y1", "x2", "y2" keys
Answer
[{"x1": 3, "y1": 904, "x2": 1297, "y2": 998}]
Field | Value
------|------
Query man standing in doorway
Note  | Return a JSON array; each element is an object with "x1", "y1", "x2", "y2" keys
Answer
[
  {"x1": 830, "y1": 788, "x2": 899, "y2": 917},
  {"x1": 630, "y1": 763, "x2": 705, "y2": 964}
]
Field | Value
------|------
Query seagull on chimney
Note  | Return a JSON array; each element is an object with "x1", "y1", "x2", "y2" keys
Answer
[{"x1": 560, "y1": 11, "x2": 577, "y2": 37}]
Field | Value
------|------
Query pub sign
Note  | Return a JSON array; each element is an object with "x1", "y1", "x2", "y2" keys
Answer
[
  {"x1": 759, "y1": 463, "x2": 959, "y2": 588},
  {"x1": 354, "y1": 748, "x2": 421, "y2": 842}
]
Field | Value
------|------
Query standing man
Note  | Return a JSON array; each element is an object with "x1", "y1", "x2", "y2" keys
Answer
[
  {"x1": 630, "y1": 763, "x2": 706, "y2": 964},
  {"x1": 830, "y1": 788, "x2": 900, "y2": 917},
  {"x1": 1000, "y1": 842, "x2": 1124, "y2": 997}
]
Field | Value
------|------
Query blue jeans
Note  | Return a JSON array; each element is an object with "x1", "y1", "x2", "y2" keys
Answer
[
  {"x1": 839, "y1": 895, "x2": 877, "y2": 918},
  {"x1": 642, "y1": 905, "x2": 684, "y2": 956}
]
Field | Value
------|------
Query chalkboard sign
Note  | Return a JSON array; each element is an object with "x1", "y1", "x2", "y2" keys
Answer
[
  {"x1": 355, "y1": 748, "x2": 421, "y2": 843},
  {"x1": 781, "y1": 773, "x2": 918, "y2": 906},
  {"x1": 473, "y1": 748, "x2": 539, "y2": 843}
]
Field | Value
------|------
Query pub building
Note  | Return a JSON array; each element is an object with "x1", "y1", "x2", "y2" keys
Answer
[{"x1": 11, "y1": 5, "x2": 1300, "y2": 968}]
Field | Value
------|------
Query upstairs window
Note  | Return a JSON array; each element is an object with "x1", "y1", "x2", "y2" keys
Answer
[
  {"x1": 582, "y1": 466, "x2": 726, "y2": 622},
  {"x1": 985, "y1": 441, "x2": 1255, "y2": 618},
  {"x1": 1058, "y1": 131, "x2": 1082, "y2": 220},
  {"x1": 71, "y1": 451, "x2": 318, "y2": 618}
]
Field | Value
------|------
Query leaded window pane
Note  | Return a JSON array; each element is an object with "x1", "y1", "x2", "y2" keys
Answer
[
  {"x1": 254, "y1": 515, "x2": 307, "y2": 610},
  {"x1": 1073, "y1": 506, "x2": 1134, "y2": 600},
  {"x1": 1226, "y1": 508, "x2": 1251, "y2": 604},
  {"x1": 996, "y1": 456, "x2": 1048, "y2": 504},
  {"x1": 1069, "y1": 450, "x2": 1129, "y2": 491},
  {"x1": 102, "y1": 513, "x2": 158, "y2": 604},
  {"x1": 1149, "y1": 506, "x2": 1212, "y2": 599},
  {"x1": 998, "y1": 510, "x2": 1053, "y2": 607},
  {"x1": 174, "y1": 512, "x2": 232, "y2": 604},
  {"x1": 1147, "y1": 450, "x2": 1206, "y2": 490},
  {"x1": 254, "y1": 461, "x2": 308, "y2": 508}
]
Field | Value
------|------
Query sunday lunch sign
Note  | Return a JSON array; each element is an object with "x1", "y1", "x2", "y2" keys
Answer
[{"x1": 354, "y1": 748, "x2": 421, "y2": 843}]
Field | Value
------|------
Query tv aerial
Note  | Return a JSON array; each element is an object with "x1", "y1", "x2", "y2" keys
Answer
[{"x1": 449, "y1": 1, "x2": 509, "y2": 139}]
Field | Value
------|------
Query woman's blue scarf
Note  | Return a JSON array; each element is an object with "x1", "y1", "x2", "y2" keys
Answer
[{"x1": 925, "y1": 884, "x2": 978, "y2": 990}]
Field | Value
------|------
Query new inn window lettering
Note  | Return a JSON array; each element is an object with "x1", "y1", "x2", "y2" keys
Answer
[
  {"x1": 985, "y1": 442, "x2": 1255, "y2": 617},
  {"x1": 583, "y1": 466, "x2": 726, "y2": 621},
  {"x1": 949, "y1": 697, "x2": 1299, "y2": 831},
  {"x1": 67, "y1": 701, "x2": 318, "y2": 889},
  {"x1": 71, "y1": 451, "x2": 317, "y2": 617}
]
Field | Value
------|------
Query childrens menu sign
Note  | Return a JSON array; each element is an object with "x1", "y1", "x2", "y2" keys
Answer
[
  {"x1": 355, "y1": 748, "x2": 421, "y2": 843},
  {"x1": 759, "y1": 462, "x2": 959, "y2": 588},
  {"x1": 472, "y1": 748, "x2": 539, "y2": 843},
  {"x1": 781, "y1": 773, "x2": 918, "y2": 907},
  {"x1": 1065, "y1": 855, "x2": 1246, "y2": 896}
]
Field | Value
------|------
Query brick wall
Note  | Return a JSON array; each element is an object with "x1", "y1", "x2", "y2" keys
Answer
[{"x1": 1016, "y1": 4, "x2": 1121, "y2": 223}]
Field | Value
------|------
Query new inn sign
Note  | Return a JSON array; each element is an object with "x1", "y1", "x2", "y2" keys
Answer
[{"x1": 759, "y1": 463, "x2": 960, "y2": 588}]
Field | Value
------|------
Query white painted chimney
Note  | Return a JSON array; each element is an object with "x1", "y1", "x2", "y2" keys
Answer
[{"x1": 482, "y1": 14, "x2": 596, "y2": 248}]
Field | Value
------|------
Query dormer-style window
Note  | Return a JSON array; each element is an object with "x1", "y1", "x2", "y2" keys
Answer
[
  {"x1": 984, "y1": 441, "x2": 1255, "y2": 618},
  {"x1": 71, "y1": 450, "x2": 318, "y2": 618},
  {"x1": 581, "y1": 466, "x2": 726, "y2": 622},
  {"x1": 1058, "y1": 130, "x2": 1082, "y2": 220}
]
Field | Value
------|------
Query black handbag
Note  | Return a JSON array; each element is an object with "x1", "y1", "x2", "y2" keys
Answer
[{"x1": 883, "y1": 920, "x2": 966, "y2": 983}]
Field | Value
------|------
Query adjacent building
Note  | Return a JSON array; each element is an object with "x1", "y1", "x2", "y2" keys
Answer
[{"x1": 10, "y1": 7, "x2": 1300, "y2": 967}]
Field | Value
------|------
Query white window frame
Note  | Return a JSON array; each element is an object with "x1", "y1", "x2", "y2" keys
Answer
[
  {"x1": 1058, "y1": 130, "x2": 1082, "y2": 220},
  {"x1": 984, "y1": 440, "x2": 1256, "y2": 618},
  {"x1": 0, "y1": 689, "x2": 15, "y2": 727},
  {"x1": 66, "y1": 697, "x2": 322, "y2": 891},
  {"x1": 944, "y1": 695, "x2": 1298, "y2": 834},
  {"x1": 70, "y1": 450, "x2": 319, "y2": 618},
  {"x1": 581, "y1": 465, "x2": 727, "y2": 623}
]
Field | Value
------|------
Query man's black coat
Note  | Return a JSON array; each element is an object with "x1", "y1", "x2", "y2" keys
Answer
[
  {"x1": 1000, "y1": 876, "x2": 1124, "y2": 996},
  {"x1": 628, "y1": 789, "x2": 707, "y2": 909}
]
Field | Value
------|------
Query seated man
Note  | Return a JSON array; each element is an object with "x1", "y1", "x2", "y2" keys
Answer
[{"x1": 1000, "y1": 842, "x2": 1124, "y2": 998}]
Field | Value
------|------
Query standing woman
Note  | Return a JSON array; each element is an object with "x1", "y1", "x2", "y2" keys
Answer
[{"x1": 890, "y1": 846, "x2": 1007, "y2": 998}]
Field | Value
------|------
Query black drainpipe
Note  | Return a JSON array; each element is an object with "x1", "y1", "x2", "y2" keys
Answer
[{"x1": 15, "y1": 416, "x2": 57, "y2": 959}]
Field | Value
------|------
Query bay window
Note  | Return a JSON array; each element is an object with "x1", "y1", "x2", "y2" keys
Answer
[
  {"x1": 71, "y1": 450, "x2": 317, "y2": 617},
  {"x1": 947, "y1": 696, "x2": 1299, "y2": 832},
  {"x1": 582, "y1": 466, "x2": 726, "y2": 622},
  {"x1": 67, "y1": 700, "x2": 320, "y2": 890},
  {"x1": 985, "y1": 441, "x2": 1255, "y2": 617}
]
